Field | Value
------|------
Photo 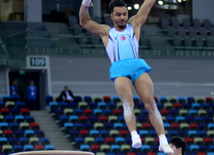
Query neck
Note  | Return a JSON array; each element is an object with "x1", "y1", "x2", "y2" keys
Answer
[{"x1": 114, "y1": 24, "x2": 126, "y2": 31}]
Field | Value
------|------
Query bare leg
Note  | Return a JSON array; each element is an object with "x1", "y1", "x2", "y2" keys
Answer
[
  {"x1": 114, "y1": 77, "x2": 141, "y2": 149},
  {"x1": 134, "y1": 73, "x2": 173, "y2": 153}
]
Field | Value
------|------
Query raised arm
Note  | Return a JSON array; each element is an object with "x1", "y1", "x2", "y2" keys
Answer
[
  {"x1": 128, "y1": 0, "x2": 156, "y2": 29},
  {"x1": 79, "y1": 0, "x2": 109, "y2": 37}
]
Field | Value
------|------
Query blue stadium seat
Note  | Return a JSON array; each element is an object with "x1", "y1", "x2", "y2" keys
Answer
[
  {"x1": 112, "y1": 96, "x2": 121, "y2": 103},
  {"x1": 9, "y1": 122, "x2": 19, "y2": 130},
  {"x1": 45, "y1": 145, "x2": 55, "y2": 150},
  {"x1": 40, "y1": 137, "x2": 50, "y2": 145},
  {"x1": 23, "y1": 144, "x2": 34, "y2": 151},
  {"x1": 189, "y1": 144, "x2": 199, "y2": 152},
  {"x1": 164, "y1": 123, "x2": 171, "y2": 130},
  {"x1": 192, "y1": 103, "x2": 201, "y2": 110},
  {"x1": 89, "y1": 116, "x2": 98, "y2": 123},
  {"x1": 59, "y1": 102, "x2": 69, "y2": 110},
  {"x1": 49, "y1": 102, "x2": 58, "y2": 113},
  {"x1": 0, "y1": 137, "x2": 8, "y2": 145},
  {"x1": 197, "y1": 130, "x2": 207, "y2": 137},
  {"x1": 10, "y1": 108, "x2": 20, "y2": 116},
  {"x1": 14, "y1": 130, "x2": 24, "y2": 138},
  {"x1": 15, "y1": 101, "x2": 25, "y2": 109},
  {"x1": 168, "y1": 130, "x2": 178, "y2": 137},
  {"x1": 159, "y1": 96, "x2": 168, "y2": 104},
  {"x1": 64, "y1": 123, "x2": 74, "y2": 134},
  {"x1": 104, "y1": 123, "x2": 113, "y2": 130},
  {"x1": 69, "y1": 130, "x2": 79, "y2": 141},
  {"x1": 25, "y1": 116, "x2": 35, "y2": 123},
  {"x1": 110, "y1": 144, "x2": 120, "y2": 153},
  {"x1": 149, "y1": 130, "x2": 157, "y2": 137},
  {"x1": 0, "y1": 122, "x2": 9, "y2": 130},
  {"x1": 19, "y1": 137, "x2": 29, "y2": 145},
  {"x1": 189, "y1": 109, "x2": 198, "y2": 117},
  {"x1": 177, "y1": 97, "x2": 186, "y2": 104},
  {"x1": 185, "y1": 116, "x2": 194, "y2": 123},
  {"x1": 195, "y1": 116, "x2": 204, "y2": 124},
  {"x1": 75, "y1": 137, "x2": 84, "y2": 148},
  {"x1": 84, "y1": 96, "x2": 92, "y2": 103},
  {"x1": 69, "y1": 102, "x2": 78, "y2": 109},
  {"x1": 118, "y1": 116, "x2": 124, "y2": 123},
  {"x1": 209, "y1": 145, "x2": 214, "y2": 152},
  {"x1": 103, "y1": 109, "x2": 112, "y2": 116},
  {"x1": 188, "y1": 130, "x2": 197, "y2": 137},
  {"x1": 74, "y1": 123, "x2": 84, "y2": 130},
  {"x1": 80, "y1": 144, "x2": 90, "y2": 151},
  {"x1": 139, "y1": 130, "x2": 149, "y2": 137},
  {"x1": 113, "y1": 123, "x2": 123, "y2": 130},
  {"x1": 59, "y1": 115, "x2": 68, "y2": 127},
  {"x1": 115, "y1": 137, "x2": 125, "y2": 145},
  {"x1": 4, "y1": 115, "x2": 14, "y2": 123},
  {"x1": 35, "y1": 130, "x2": 45, "y2": 138},
  {"x1": 166, "y1": 116, "x2": 175, "y2": 123},
  {"x1": 98, "y1": 102, "x2": 107, "y2": 110},
  {"x1": 93, "y1": 109, "x2": 103, "y2": 116},
  {"x1": 45, "y1": 95, "x2": 53, "y2": 106},
  {"x1": 178, "y1": 131, "x2": 187, "y2": 137},
  {"x1": 141, "y1": 145, "x2": 151, "y2": 152},
  {"x1": 84, "y1": 123, "x2": 93, "y2": 130},
  {"x1": 175, "y1": 116, "x2": 185, "y2": 123},
  {"x1": 156, "y1": 103, "x2": 163, "y2": 110},
  {"x1": 187, "y1": 97, "x2": 195, "y2": 104},
  {"x1": 13, "y1": 144, "x2": 23, "y2": 152},
  {"x1": 88, "y1": 103, "x2": 97, "y2": 109},
  {"x1": 89, "y1": 130, "x2": 99, "y2": 137},
  {"x1": 8, "y1": 137, "x2": 18, "y2": 145},
  {"x1": 107, "y1": 103, "x2": 116, "y2": 110},
  {"x1": 24, "y1": 130, "x2": 35, "y2": 138},
  {"x1": 100, "y1": 130, "x2": 109, "y2": 138},
  {"x1": 69, "y1": 115, "x2": 79, "y2": 123},
  {"x1": 0, "y1": 102, "x2": 5, "y2": 108},
  {"x1": 208, "y1": 123, "x2": 214, "y2": 130},
  {"x1": 95, "y1": 137, "x2": 105, "y2": 144}
]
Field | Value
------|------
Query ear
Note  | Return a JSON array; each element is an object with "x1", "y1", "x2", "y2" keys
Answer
[
  {"x1": 110, "y1": 13, "x2": 113, "y2": 20},
  {"x1": 178, "y1": 147, "x2": 182, "y2": 153}
]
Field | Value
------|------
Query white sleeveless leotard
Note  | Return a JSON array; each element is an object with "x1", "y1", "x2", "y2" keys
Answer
[{"x1": 106, "y1": 23, "x2": 139, "y2": 64}]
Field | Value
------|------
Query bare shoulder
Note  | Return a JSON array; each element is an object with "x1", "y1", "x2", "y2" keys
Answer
[
  {"x1": 99, "y1": 24, "x2": 111, "y2": 37},
  {"x1": 99, "y1": 24, "x2": 111, "y2": 47}
]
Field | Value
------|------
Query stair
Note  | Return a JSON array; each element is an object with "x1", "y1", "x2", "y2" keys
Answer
[
  {"x1": 44, "y1": 22, "x2": 78, "y2": 48},
  {"x1": 30, "y1": 110, "x2": 74, "y2": 150}
]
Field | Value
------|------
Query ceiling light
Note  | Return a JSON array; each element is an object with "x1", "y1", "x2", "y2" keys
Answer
[
  {"x1": 134, "y1": 4, "x2": 140, "y2": 10},
  {"x1": 127, "y1": 6, "x2": 132, "y2": 10},
  {"x1": 158, "y1": 1, "x2": 164, "y2": 5}
]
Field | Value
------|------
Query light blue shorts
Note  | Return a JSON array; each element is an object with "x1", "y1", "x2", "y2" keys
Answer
[{"x1": 109, "y1": 58, "x2": 152, "y2": 84}]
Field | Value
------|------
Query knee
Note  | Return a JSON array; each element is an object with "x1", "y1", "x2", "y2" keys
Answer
[
  {"x1": 123, "y1": 100, "x2": 134, "y2": 110},
  {"x1": 144, "y1": 98, "x2": 157, "y2": 113}
]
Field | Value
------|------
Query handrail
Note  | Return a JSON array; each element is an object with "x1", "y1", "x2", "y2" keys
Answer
[{"x1": 6, "y1": 31, "x2": 26, "y2": 38}]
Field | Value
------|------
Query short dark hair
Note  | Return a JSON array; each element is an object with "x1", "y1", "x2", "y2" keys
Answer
[
  {"x1": 169, "y1": 137, "x2": 187, "y2": 155},
  {"x1": 109, "y1": 0, "x2": 127, "y2": 13}
]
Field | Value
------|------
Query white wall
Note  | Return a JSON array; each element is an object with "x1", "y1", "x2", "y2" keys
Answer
[
  {"x1": 25, "y1": 0, "x2": 42, "y2": 22},
  {"x1": 193, "y1": 0, "x2": 214, "y2": 24}
]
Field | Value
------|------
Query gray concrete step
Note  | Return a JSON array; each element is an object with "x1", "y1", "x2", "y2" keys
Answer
[{"x1": 30, "y1": 110, "x2": 74, "y2": 150}]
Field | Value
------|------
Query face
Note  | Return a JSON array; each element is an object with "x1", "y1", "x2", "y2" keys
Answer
[
  {"x1": 64, "y1": 87, "x2": 68, "y2": 91},
  {"x1": 30, "y1": 81, "x2": 34, "y2": 86},
  {"x1": 169, "y1": 144, "x2": 181, "y2": 155},
  {"x1": 111, "y1": 6, "x2": 128, "y2": 29}
]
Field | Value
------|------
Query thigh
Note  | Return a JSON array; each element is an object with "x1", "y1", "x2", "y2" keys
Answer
[
  {"x1": 114, "y1": 77, "x2": 133, "y2": 103},
  {"x1": 134, "y1": 73, "x2": 154, "y2": 103}
]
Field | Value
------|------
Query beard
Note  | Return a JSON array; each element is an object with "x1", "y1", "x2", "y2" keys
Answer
[
  {"x1": 116, "y1": 20, "x2": 127, "y2": 29},
  {"x1": 118, "y1": 25, "x2": 126, "y2": 29}
]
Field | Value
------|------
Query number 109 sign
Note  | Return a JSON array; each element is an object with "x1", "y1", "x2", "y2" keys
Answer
[{"x1": 30, "y1": 58, "x2": 46, "y2": 67}]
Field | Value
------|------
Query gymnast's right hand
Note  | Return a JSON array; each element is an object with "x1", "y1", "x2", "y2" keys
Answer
[{"x1": 82, "y1": 0, "x2": 93, "y2": 7}]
